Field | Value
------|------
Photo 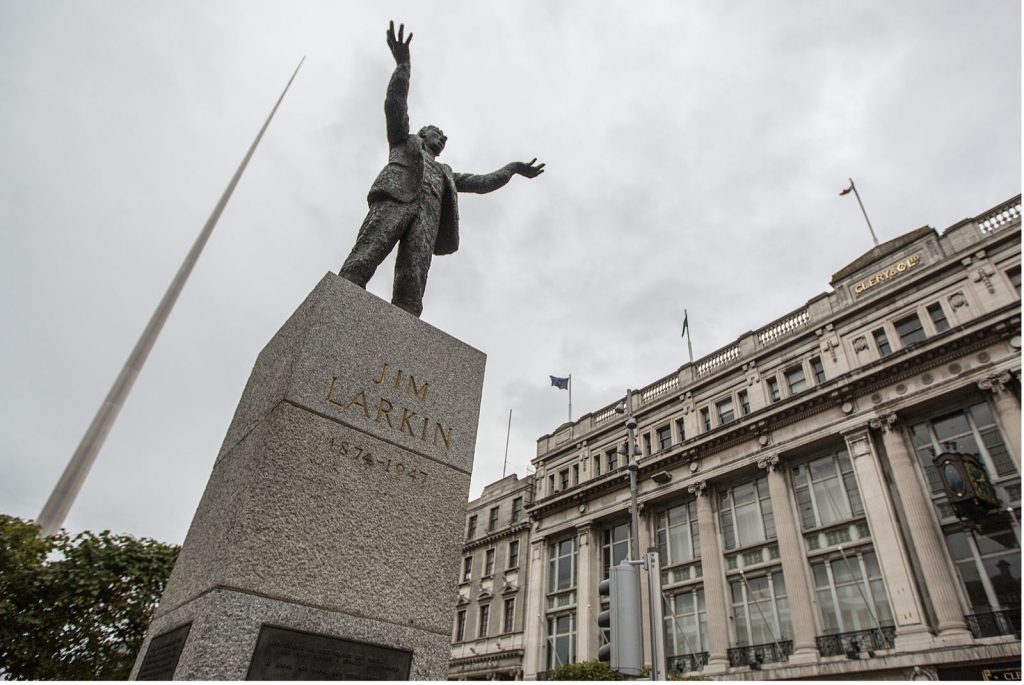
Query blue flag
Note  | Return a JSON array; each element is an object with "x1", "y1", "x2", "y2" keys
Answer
[{"x1": 550, "y1": 376, "x2": 570, "y2": 390}]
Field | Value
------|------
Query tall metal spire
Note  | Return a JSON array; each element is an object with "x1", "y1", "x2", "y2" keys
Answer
[{"x1": 36, "y1": 58, "x2": 305, "y2": 537}]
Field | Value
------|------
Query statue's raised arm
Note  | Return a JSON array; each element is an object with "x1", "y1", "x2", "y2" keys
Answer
[{"x1": 339, "y1": 21, "x2": 545, "y2": 318}]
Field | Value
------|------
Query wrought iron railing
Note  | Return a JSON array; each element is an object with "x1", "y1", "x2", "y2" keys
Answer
[
  {"x1": 965, "y1": 608, "x2": 1021, "y2": 638},
  {"x1": 667, "y1": 652, "x2": 709, "y2": 674},
  {"x1": 727, "y1": 640, "x2": 793, "y2": 668},
  {"x1": 816, "y1": 626, "x2": 895, "y2": 657}
]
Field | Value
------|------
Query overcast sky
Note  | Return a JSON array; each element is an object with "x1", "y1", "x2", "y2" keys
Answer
[{"x1": 0, "y1": 1, "x2": 1019, "y2": 544}]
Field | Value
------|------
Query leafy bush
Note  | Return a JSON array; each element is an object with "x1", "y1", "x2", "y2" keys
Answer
[{"x1": 0, "y1": 515, "x2": 179, "y2": 680}]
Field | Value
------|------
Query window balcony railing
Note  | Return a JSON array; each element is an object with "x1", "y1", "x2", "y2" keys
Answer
[
  {"x1": 965, "y1": 608, "x2": 1021, "y2": 638},
  {"x1": 667, "y1": 652, "x2": 709, "y2": 674},
  {"x1": 816, "y1": 626, "x2": 895, "y2": 657},
  {"x1": 727, "y1": 640, "x2": 793, "y2": 668}
]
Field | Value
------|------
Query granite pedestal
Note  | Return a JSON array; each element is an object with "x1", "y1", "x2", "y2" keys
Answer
[{"x1": 131, "y1": 273, "x2": 485, "y2": 680}]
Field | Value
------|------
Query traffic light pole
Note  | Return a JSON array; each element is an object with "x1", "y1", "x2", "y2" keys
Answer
[{"x1": 617, "y1": 390, "x2": 666, "y2": 680}]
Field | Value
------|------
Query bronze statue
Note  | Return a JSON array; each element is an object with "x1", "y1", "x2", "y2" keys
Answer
[{"x1": 339, "y1": 22, "x2": 545, "y2": 317}]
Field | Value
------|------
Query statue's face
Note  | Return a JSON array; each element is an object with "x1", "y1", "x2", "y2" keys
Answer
[{"x1": 420, "y1": 126, "x2": 447, "y2": 155}]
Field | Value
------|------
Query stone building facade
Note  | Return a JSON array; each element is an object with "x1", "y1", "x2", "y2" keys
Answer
[
  {"x1": 449, "y1": 474, "x2": 535, "y2": 679},
  {"x1": 451, "y1": 194, "x2": 1021, "y2": 680}
]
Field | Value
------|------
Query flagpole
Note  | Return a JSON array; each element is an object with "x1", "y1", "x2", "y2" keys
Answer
[
  {"x1": 847, "y1": 177, "x2": 880, "y2": 247},
  {"x1": 502, "y1": 409, "x2": 512, "y2": 478},
  {"x1": 568, "y1": 374, "x2": 572, "y2": 423},
  {"x1": 684, "y1": 308, "x2": 694, "y2": 365},
  {"x1": 36, "y1": 58, "x2": 305, "y2": 537}
]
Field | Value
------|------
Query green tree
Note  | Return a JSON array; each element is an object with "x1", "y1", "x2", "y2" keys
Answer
[{"x1": 0, "y1": 515, "x2": 179, "y2": 680}]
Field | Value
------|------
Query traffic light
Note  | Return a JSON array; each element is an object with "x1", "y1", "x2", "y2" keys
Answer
[{"x1": 597, "y1": 561, "x2": 643, "y2": 677}]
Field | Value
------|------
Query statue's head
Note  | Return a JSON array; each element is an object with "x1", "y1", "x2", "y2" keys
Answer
[{"x1": 418, "y1": 125, "x2": 447, "y2": 155}]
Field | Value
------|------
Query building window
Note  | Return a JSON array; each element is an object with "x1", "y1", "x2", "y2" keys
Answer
[
  {"x1": 716, "y1": 398, "x2": 735, "y2": 425},
  {"x1": 511, "y1": 496, "x2": 523, "y2": 522},
  {"x1": 719, "y1": 477, "x2": 775, "y2": 550},
  {"x1": 908, "y1": 401, "x2": 1020, "y2": 613},
  {"x1": 643, "y1": 433, "x2": 653, "y2": 456},
  {"x1": 546, "y1": 613, "x2": 576, "y2": 669},
  {"x1": 766, "y1": 377, "x2": 781, "y2": 403},
  {"x1": 926, "y1": 303, "x2": 950, "y2": 333},
  {"x1": 908, "y1": 401, "x2": 1018, "y2": 494},
  {"x1": 1007, "y1": 265, "x2": 1021, "y2": 296},
  {"x1": 548, "y1": 538, "x2": 577, "y2": 593},
  {"x1": 872, "y1": 328, "x2": 892, "y2": 356},
  {"x1": 810, "y1": 357, "x2": 826, "y2": 385},
  {"x1": 462, "y1": 556, "x2": 473, "y2": 582},
  {"x1": 548, "y1": 474, "x2": 555, "y2": 496},
  {"x1": 656, "y1": 500, "x2": 700, "y2": 565},
  {"x1": 943, "y1": 529, "x2": 1020, "y2": 613},
  {"x1": 894, "y1": 312, "x2": 926, "y2": 347},
  {"x1": 602, "y1": 522, "x2": 632, "y2": 578},
  {"x1": 738, "y1": 390, "x2": 750, "y2": 416},
  {"x1": 730, "y1": 571, "x2": 792, "y2": 646},
  {"x1": 700, "y1": 407, "x2": 711, "y2": 432},
  {"x1": 812, "y1": 550, "x2": 893, "y2": 633},
  {"x1": 607, "y1": 448, "x2": 618, "y2": 471},
  {"x1": 559, "y1": 469, "x2": 570, "y2": 491},
  {"x1": 675, "y1": 418, "x2": 687, "y2": 441},
  {"x1": 593, "y1": 454, "x2": 602, "y2": 476},
  {"x1": 455, "y1": 610, "x2": 466, "y2": 642},
  {"x1": 572, "y1": 463, "x2": 579, "y2": 485},
  {"x1": 657, "y1": 425, "x2": 673, "y2": 451},
  {"x1": 467, "y1": 515, "x2": 477, "y2": 539},
  {"x1": 792, "y1": 448, "x2": 863, "y2": 529},
  {"x1": 508, "y1": 539, "x2": 520, "y2": 568},
  {"x1": 504, "y1": 597, "x2": 516, "y2": 633},
  {"x1": 488, "y1": 506, "x2": 500, "y2": 531},
  {"x1": 664, "y1": 588, "x2": 708, "y2": 658},
  {"x1": 485, "y1": 548, "x2": 496, "y2": 576},
  {"x1": 784, "y1": 365, "x2": 806, "y2": 394},
  {"x1": 478, "y1": 604, "x2": 490, "y2": 638}
]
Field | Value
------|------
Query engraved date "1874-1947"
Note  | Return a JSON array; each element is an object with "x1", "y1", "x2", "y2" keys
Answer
[{"x1": 327, "y1": 437, "x2": 428, "y2": 486}]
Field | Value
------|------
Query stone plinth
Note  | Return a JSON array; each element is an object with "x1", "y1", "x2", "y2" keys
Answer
[{"x1": 131, "y1": 273, "x2": 485, "y2": 680}]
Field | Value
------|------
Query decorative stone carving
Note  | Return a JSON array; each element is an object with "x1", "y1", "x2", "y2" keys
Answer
[
  {"x1": 948, "y1": 291, "x2": 968, "y2": 309},
  {"x1": 978, "y1": 371, "x2": 1013, "y2": 395},
  {"x1": 756, "y1": 453, "x2": 780, "y2": 472},
  {"x1": 868, "y1": 412, "x2": 899, "y2": 433},
  {"x1": 687, "y1": 480, "x2": 707, "y2": 497},
  {"x1": 972, "y1": 265, "x2": 997, "y2": 294},
  {"x1": 853, "y1": 336, "x2": 869, "y2": 353}
]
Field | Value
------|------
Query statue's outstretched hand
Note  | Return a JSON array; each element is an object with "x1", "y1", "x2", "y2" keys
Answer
[
  {"x1": 513, "y1": 159, "x2": 546, "y2": 179},
  {"x1": 387, "y1": 21, "x2": 412, "y2": 64}
]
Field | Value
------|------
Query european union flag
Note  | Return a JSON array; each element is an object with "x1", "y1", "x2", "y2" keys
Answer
[{"x1": 550, "y1": 376, "x2": 570, "y2": 390}]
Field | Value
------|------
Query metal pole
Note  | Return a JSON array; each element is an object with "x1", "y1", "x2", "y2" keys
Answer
[
  {"x1": 502, "y1": 409, "x2": 512, "y2": 478},
  {"x1": 568, "y1": 374, "x2": 573, "y2": 424},
  {"x1": 625, "y1": 389, "x2": 641, "y2": 563},
  {"x1": 36, "y1": 58, "x2": 305, "y2": 537},
  {"x1": 646, "y1": 548, "x2": 667, "y2": 681},
  {"x1": 684, "y1": 308, "x2": 693, "y2": 365},
  {"x1": 849, "y1": 177, "x2": 880, "y2": 247}
]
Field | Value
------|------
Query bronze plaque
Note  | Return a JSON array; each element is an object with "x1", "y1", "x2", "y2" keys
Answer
[
  {"x1": 246, "y1": 625, "x2": 412, "y2": 680},
  {"x1": 136, "y1": 622, "x2": 191, "y2": 680}
]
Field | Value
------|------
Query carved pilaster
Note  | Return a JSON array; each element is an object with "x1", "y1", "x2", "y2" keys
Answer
[
  {"x1": 868, "y1": 416, "x2": 972, "y2": 642},
  {"x1": 693, "y1": 482, "x2": 729, "y2": 672},
  {"x1": 977, "y1": 372, "x2": 1020, "y2": 472}
]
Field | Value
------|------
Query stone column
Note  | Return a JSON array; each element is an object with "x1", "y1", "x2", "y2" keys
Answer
[
  {"x1": 843, "y1": 428, "x2": 933, "y2": 651},
  {"x1": 978, "y1": 372, "x2": 1021, "y2": 472},
  {"x1": 756, "y1": 454, "x2": 819, "y2": 663},
  {"x1": 690, "y1": 480, "x2": 730, "y2": 673},
  {"x1": 522, "y1": 536, "x2": 548, "y2": 679},
  {"x1": 575, "y1": 523, "x2": 600, "y2": 662},
  {"x1": 869, "y1": 413, "x2": 973, "y2": 644}
]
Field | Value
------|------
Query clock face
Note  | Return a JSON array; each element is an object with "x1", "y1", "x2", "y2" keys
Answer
[
  {"x1": 965, "y1": 462, "x2": 997, "y2": 501},
  {"x1": 943, "y1": 463, "x2": 967, "y2": 497}
]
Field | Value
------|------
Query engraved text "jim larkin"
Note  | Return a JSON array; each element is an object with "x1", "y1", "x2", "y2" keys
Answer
[{"x1": 325, "y1": 363, "x2": 454, "y2": 452}]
